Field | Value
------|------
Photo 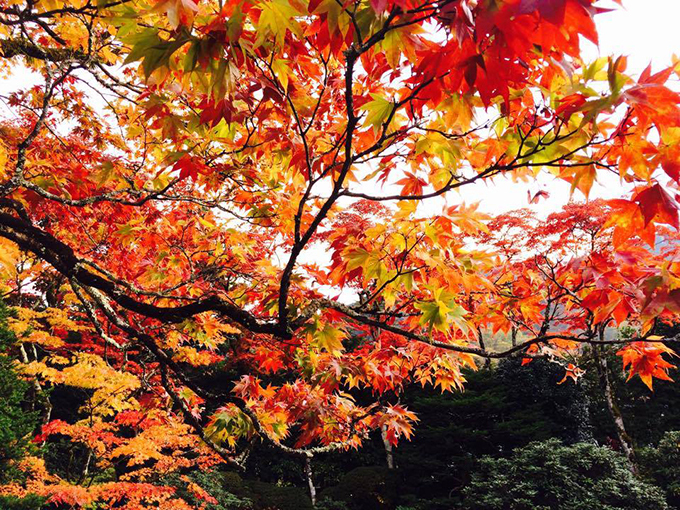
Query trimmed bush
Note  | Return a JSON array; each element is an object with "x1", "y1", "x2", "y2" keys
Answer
[{"x1": 463, "y1": 439, "x2": 668, "y2": 510}]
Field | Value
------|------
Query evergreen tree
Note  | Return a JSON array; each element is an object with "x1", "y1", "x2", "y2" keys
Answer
[
  {"x1": 0, "y1": 299, "x2": 38, "y2": 482},
  {"x1": 0, "y1": 299, "x2": 42, "y2": 508}
]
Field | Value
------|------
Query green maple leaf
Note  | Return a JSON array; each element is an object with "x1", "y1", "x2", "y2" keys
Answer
[
  {"x1": 360, "y1": 94, "x2": 394, "y2": 132},
  {"x1": 415, "y1": 289, "x2": 468, "y2": 334},
  {"x1": 309, "y1": 320, "x2": 346, "y2": 355}
]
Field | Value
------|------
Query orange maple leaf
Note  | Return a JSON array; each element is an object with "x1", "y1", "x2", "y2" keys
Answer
[{"x1": 617, "y1": 341, "x2": 677, "y2": 390}]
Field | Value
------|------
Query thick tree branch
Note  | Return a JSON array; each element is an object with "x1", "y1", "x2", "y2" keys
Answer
[{"x1": 0, "y1": 211, "x2": 286, "y2": 336}]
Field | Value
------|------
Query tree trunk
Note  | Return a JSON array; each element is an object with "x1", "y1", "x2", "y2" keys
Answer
[
  {"x1": 381, "y1": 425, "x2": 395, "y2": 470},
  {"x1": 477, "y1": 328, "x2": 491, "y2": 368},
  {"x1": 305, "y1": 455, "x2": 317, "y2": 506},
  {"x1": 594, "y1": 345, "x2": 637, "y2": 473},
  {"x1": 19, "y1": 344, "x2": 52, "y2": 434}
]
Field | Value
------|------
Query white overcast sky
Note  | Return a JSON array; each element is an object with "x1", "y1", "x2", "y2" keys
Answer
[{"x1": 460, "y1": 0, "x2": 680, "y2": 216}]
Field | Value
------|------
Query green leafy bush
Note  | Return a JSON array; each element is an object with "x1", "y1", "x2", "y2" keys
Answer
[
  {"x1": 639, "y1": 430, "x2": 680, "y2": 509},
  {"x1": 463, "y1": 439, "x2": 668, "y2": 510}
]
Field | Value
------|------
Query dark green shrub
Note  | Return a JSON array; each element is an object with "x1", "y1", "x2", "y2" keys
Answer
[
  {"x1": 319, "y1": 466, "x2": 399, "y2": 510},
  {"x1": 246, "y1": 480, "x2": 313, "y2": 510},
  {"x1": 639, "y1": 430, "x2": 680, "y2": 509},
  {"x1": 315, "y1": 498, "x2": 350, "y2": 510},
  {"x1": 463, "y1": 439, "x2": 668, "y2": 510},
  {"x1": 220, "y1": 471, "x2": 313, "y2": 510}
]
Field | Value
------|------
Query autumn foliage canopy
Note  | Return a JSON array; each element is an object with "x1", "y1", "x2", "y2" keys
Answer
[{"x1": 0, "y1": 0, "x2": 680, "y2": 506}]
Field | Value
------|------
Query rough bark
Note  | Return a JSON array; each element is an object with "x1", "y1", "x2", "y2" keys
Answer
[{"x1": 594, "y1": 345, "x2": 637, "y2": 473}]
